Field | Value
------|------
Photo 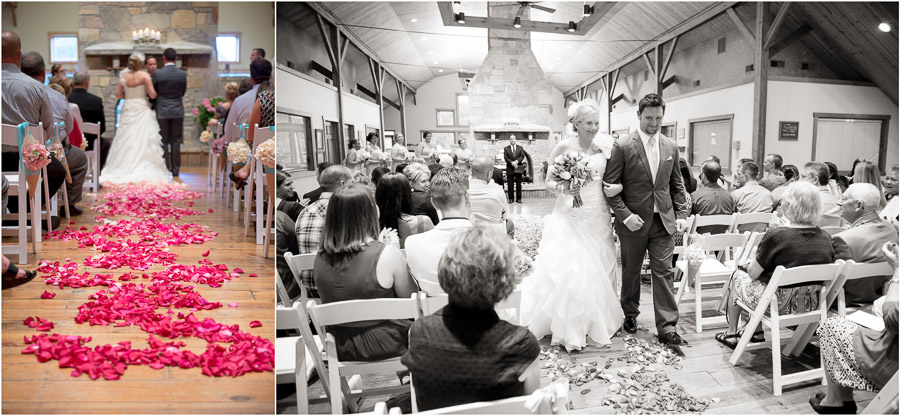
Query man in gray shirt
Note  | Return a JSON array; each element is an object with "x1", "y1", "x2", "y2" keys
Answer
[
  {"x1": 21, "y1": 51, "x2": 88, "y2": 216},
  {"x1": 1, "y1": 31, "x2": 65, "y2": 223}
]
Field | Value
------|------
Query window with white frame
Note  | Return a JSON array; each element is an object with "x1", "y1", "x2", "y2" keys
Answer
[
  {"x1": 215, "y1": 34, "x2": 240, "y2": 63},
  {"x1": 50, "y1": 34, "x2": 78, "y2": 63}
]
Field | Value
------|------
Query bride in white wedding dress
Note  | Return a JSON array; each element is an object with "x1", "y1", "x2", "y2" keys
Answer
[
  {"x1": 520, "y1": 99, "x2": 624, "y2": 351},
  {"x1": 99, "y1": 53, "x2": 171, "y2": 184}
]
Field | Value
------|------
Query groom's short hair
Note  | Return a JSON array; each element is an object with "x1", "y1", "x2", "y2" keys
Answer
[
  {"x1": 163, "y1": 48, "x2": 177, "y2": 61},
  {"x1": 638, "y1": 93, "x2": 665, "y2": 114}
]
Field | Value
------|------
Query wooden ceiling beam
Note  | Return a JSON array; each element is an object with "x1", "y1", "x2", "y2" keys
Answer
[
  {"x1": 726, "y1": 7, "x2": 756, "y2": 45},
  {"x1": 768, "y1": 23, "x2": 811, "y2": 57},
  {"x1": 660, "y1": 36, "x2": 679, "y2": 82},
  {"x1": 763, "y1": 2, "x2": 793, "y2": 50},
  {"x1": 565, "y1": 2, "x2": 739, "y2": 96},
  {"x1": 315, "y1": 15, "x2": 338, "y2": 69},
  {"x1": 642, "y1": 52, "x2": 656, "y2": 79},
  {"x1": 308, "y1": 2, "x2": 417, "y2": 95}
]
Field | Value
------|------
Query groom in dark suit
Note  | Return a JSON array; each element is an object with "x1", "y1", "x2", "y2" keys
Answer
[
  {"x1": 153, "y1": 48, "x2": 187, "y2": 178},
  {"x1": 503, "y1": 135, "x2": 526, "y2": 203},
  {"x1": 605, "y1": 93, "x2": 690, "y2": 349}
]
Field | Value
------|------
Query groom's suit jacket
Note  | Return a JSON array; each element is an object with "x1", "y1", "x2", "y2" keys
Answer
[
  {"x1": 605, "y1": 130, "x2": 689, "y2": 237},
  {"x1": 152, "y1": 64, "x2": 187, "y2": 120}
]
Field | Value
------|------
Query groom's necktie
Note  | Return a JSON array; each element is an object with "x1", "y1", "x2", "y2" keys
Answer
[{"x1": 648, "y1": 135, "x2": 659, "y2": 183}]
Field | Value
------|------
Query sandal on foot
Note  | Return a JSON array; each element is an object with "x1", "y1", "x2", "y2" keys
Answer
[
  {"x1": 229, "y1": 172, "x2": 247, "y2": 190},
  {"x1": 715, "y1": 332, "x2": 739, "y2": 349},
  {"x1": 738, "y1": 329, "x2": 766, "y2": 343},
  {"x1": 2, "y1": 268, "x2": 37, "y2": 289}
]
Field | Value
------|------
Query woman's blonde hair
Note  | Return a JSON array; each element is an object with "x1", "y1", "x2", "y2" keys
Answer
[
  {"x1": 224, "y1": 82, "x2": 239, "y2": 101},
  {"x1": 127, "y1": 54, "x2": 143, "y2": 71},
  {"x1": 48, "y1": 83, "x2": 66, "y2": 96},
  {"x1": 48, "y1": 75, "x2": 73, "y2": 96}
]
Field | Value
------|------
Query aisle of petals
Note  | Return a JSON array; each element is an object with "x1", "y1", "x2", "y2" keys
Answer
[{"x1": 21, "y1": 183, "x2": 274, "y2": 380}]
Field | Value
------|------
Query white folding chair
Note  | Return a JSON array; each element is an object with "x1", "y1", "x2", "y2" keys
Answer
[
  {"x1": 47, "y1": 122, "x2": 69, "y2": 221},
  {"x1": 81, "y1": 122, "x2": 101, "y2": 193},
  {"x1": 414, "y1": 288, "x2": 522, "y2": 325},
  {"x1": 1, "y1": 123, "x2": 40, "y2": 263},
  {"x1": 675, "y1": 232, "x2": 751, "y2": 332},
  {"x1": 862, "y1": 369, "x2": 899, "y2": 414},
  {"x1": 672, "y1": 215, "x2": 696, "y2": 285},
  {"x1": 821, "y1": 226, "x2": 847, "y2": 236},
  {"x1": 212, "y1": 122, "x2": 226, "y2": 196},
  {"x1": 245, "y1": 124, "x2": 275, "y2": 247},
  {"x1": 415, "y1": 393, "x2": 559, "y2": 414},
  {"x1": 785, "y1": 260, "x2": 894, "y2": 357},
  {"x1": 731, "y1": 212, "x2": 774, "y2": 233},
  {"x1": 3, "y1": 123, "x2": 45, "y2": 247},
  {"x1": 276, "y1": 275, "x2": 311, "y2": 414},
  {"x1": 728, "y1": 261, "x2": 846, "y2": 396},
  {"x1": 306, "y1": 298, "x2": 417, "y2": 414}
]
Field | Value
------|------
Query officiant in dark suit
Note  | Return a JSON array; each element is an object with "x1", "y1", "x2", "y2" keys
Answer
[
  {"x1": 68, "y1": 71, "x2": 110, "y2": 171},
  {"x1": 504, "y1": 135, "x2": 526, "y2": 203},
  {"x1": 152, "y1": 48, "x2": 187, "y2": 178}
]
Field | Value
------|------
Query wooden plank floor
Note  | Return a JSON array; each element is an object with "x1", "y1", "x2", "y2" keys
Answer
[
  {"x1": 278, "y1": 195, "x2": 878, "y2": 414},
  {"x1": 2, "y1": 166, "x2": 275, "y2": 414}
]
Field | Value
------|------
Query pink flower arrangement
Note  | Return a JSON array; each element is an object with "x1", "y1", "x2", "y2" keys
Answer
[
  {"x1": 192, "y1": 107, "x2": 199, "y2": 116},
  {"x1": 22, "y1": 142, "x2": 51, "y2": 172}
]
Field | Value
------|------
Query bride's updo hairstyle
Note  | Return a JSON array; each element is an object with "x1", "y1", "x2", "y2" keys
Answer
[
  {"x1": 127, "y1": 54, "x2": 143, "y2": 71},
  {"x1": 567, "y1": 99, "x2": 601, "y2": 133}
]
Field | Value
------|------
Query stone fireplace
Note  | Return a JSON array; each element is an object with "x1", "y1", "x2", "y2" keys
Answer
[
  {"x1": 467, "y1": 3, "x2": 556, "y2": 178},
  {"x1": 77, "y1": 2, "x2": 220, "y2": 156}
]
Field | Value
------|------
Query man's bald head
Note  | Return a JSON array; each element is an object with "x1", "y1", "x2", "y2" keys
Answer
[
  {"x1": 471, "y1": 156, "x2": 494, "y2": 181},
  {"x1": 2, "y1": 31, "x2": 22, "y2": 65},
  {"x1": 319, "y1": 165, "x2": 354, "y2": 193}
]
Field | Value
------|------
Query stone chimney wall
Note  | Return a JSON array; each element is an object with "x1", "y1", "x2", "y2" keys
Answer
[{"x1": 78, "y1": 2, "x2": 220, "y2": 154}]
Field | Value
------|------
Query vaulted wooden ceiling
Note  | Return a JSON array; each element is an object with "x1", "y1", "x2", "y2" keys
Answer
[{"x1": 282, "y1": 2, "x2": 898, "y2": 104}]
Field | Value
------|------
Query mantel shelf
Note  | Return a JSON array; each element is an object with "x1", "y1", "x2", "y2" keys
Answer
[
  {"x1": 471, "y1": 124, "x2": 552, "y2": 133},
  {"x1": 85, "y1": 41, "x2": 214, "y2": 56}
]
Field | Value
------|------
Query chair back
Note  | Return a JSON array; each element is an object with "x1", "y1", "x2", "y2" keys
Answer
[
  {"x1": 81, "y1": 122, "x2": 100, "y2": 136},
  {"x1": 2, "y1": 122, "x2": 44, "y2": 150},
  {"x1": 306, "y1": 298, "x2": 419, "y2": 333},
  {"x1": 768, "y1": 261, "x2": 844, "y2": 288},
  {"x1": 416, "y1": 292, "x2": 449, "y2": 317},
  {"x1": 735, "y1": 232, "x2": 762, "y2": 265},
  {"x1": 673, "y1": 215, "x2": 696, "y2": 255},
  {"x1": 417, "y1": 394, "x2": 557, "y2": 414},
  {"x1": 691, "y1": 213, "x2": 737, "y2": 233},
  {"x1": 284, "y1": 252, "x2": 317, "y2": 301},
  {"x1": 416, "y1": 277, "x2": 445, "y2": 296},
  {"x1": 732, "y1": 212, "x2": 773, "y2": 230},
  {"x1": 254, "y1": 124, "x2": 274, "y2": 148},
  {"x1": 829, "y1": 260, "x2": 895, "y2": 313},
  {"x1": 694, "y1": 232, "x2": 749, "y2": 263},
  {"x1": 275, "y1": 269, "x2": 293, "y2": 306}
]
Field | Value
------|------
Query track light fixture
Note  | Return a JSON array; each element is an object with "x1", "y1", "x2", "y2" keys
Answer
[
  {"x1": 567, "y1": 21, "x2": 576, "y2": 32},
  {"x1": 583, "y1": 4, "x2": 593, "y2": 16},
  {"x1": 513, "y1": 17, "x2": 522, "y2": 28},
  {"x1": 456, "y1": 12, "x2": 466, "y2": 24}
]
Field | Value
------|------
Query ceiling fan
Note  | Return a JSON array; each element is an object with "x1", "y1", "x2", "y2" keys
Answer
[{"x1": 516, "y1": 2, "x2": 557, "y2": 17}]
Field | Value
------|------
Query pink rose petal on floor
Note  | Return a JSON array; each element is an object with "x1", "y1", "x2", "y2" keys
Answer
[
  {"x1": 202, "y1": 250, "x2": 210, "y2": 257},
  {"x1": 233, "y1": 268, "x2": 243, "y2": 274},
  {"x1": 249, "y1": 321, "x2": 262, "y2": 328},
  {"x1": 208, "y1": 209, "x2": 214, "y2": 213},
  {"x1": 228, "y1": 302, "x2": 238, "y2": 308},
  {"x1": 40, "y1": 291, "x2": 56, "y2": 299},
  {"x1": 70, "y1": 221, "x2": 75, "y2": 225},
  {"x1": 248, "y1": 273, "x2": 257, "y2": 277}
]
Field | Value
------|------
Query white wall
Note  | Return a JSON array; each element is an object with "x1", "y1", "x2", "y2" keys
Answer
[
  {"x1": 610, "y1": 83, "x2": 755, "y2": 170},
  {"x1": 1, "y1": 2, "x2": 79, "y2": 72},
  {"x1": 219, "y1": 2, "x2": 275, "y2": 71},
  {"x1": 767, "y1": 81, "x2": 899, "y2": 171}
]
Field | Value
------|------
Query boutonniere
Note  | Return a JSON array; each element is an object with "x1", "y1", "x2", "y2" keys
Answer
[{"x1": 591, "y1": 133, "x2": 615, "y2": 160}]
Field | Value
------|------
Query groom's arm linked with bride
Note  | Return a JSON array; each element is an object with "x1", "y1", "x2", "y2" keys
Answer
[{"x1": 603, "y1": 93, "x2": 691, "y2": 351}]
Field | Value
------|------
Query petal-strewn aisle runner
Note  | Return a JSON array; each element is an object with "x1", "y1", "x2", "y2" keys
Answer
[{"x1": 3, "y1": 169, "x2": 274, "y2": 414}]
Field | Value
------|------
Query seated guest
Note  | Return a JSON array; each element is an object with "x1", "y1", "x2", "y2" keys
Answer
[
  {"x1": 881, "y1": 165, "x2": 899, "y2": 226},
  {"x1": 731, "y1": 158, "x2": 756, "y2": 189},
  {"x1": 294, "y1": 165, "x2": 354, "y2": 298},
  {"x1": 691, "y1": 161, "x2": 735, "y2": 234},
  {"x1": 773, "y1": 164, "x2": 799, "y2": 209},
  {"x1": 250, "y1": 48, "x2": 265, "y2": 61},
  {"x1": 303, "y1": 162, "x2": 334, "y2": 205},
  {"x1": 275, "y1": 170, "x2": 303, "y2": 222},
  {"x1": 427, "y1": 163, "x2": 443, "y2": 179},
  {"x1": 406, "y1": 167, "x2": 473, "y2": 293},
  {"x1": 276, "y1": 210, "x2": 301, "y2": 300},
  {"x1": 825, "y1": 161, "x2": 845, "y2": 198},
  {"x1": 224, "y1": 58, "x2": 271, "y2": 163},
  {"x1": 731, "y1": 161, "x2": 773, "y2": 232},
  {"x1": 469, "y1": 156, "x2": 513, "y2": 236},
  {"x1": 759, "y1": 153, "x2": 785, "y2": 191},
  {"x1": 402, "y1": 225, "x2": 540, "y2": 411},
  {"x1": 375, "y1": 173, "x2": 434, "y2": 248},
  {"x1": 438, "y1": 154, "x2": 454, "y2": 169},
  {"x1": 21, "y1": 51, "x2": 88, "y2": 217},
  {"x1": 803, "y1": 162, "x2": 843, "y2": 226},
  {"x1": 810, "y1": 242, "x2": 898, "y2": 414},
  {"x1": 492, "y1": 165, "x2": 505, "y2": 188},
  {"x1": 404, "y1": 163, "x2": 440, "y2": 225},
  {"x1": 370, "y1": 166, "x2": 390, "y2": 186},
  {"x1": 314, "y1": 183, "x2": 416, "y2": 361},
  {"x1": 696, "y1": 155, "x2": 727, "y2": 189},
  {"x1": 832, "y1": 183, "x2": 899, "y2": 305},
  {"x1": 68, "y1": 71, "x2": 110, "y2": 170},
  {"x1": 852, "y1": 160, "x2": 887, "y2": 208},
  {"x1": 716, "y1": 181, "x2": 836, "y2": 348}
]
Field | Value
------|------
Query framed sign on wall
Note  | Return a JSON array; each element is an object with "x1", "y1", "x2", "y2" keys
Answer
[
  {"x1": 436, "y1": 109, "x2": 456, "y2": 127},
  {"x1": 779, "y1": 121, "x2": 799, "y2": 141}
]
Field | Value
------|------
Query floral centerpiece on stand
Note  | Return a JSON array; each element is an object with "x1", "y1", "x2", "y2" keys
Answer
[{"x1": 192, "y1": 97, "x2": 225, "y2": 128}]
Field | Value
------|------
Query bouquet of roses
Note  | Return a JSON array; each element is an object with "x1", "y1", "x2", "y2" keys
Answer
[
  {"x1": 22, "y1": 142, "x2": 51, "y2": 172},
  {"x1": 211, "y1": 137, "x2": 227, "y2": 154},
  {"x1": 199, "y1": 129, "x2": 212, "y2": 143},
  {"x1": 551, "y1": 151, "x2": 591, "y2": 208},
  {"x1": 356, "y1": 149, "x2": 372, "y2": 162},
  {"x1": 227, "y1": 140, "x2": 251, "y2": 164},
  {"x1": 404, "y1": 152, "x2": 417, "y2": 163},
  {"x1": 253, "y1": 138, "x2": 276, "y2": 169}
]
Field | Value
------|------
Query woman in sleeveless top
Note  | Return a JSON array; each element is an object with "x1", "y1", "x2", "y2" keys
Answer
[
  {"x1": 314, "y1": 183, "x2": 417, "y2": 361},
  {"x1": 375, "y1": 173, "x2": 435, "y2": 248},
  {"x1": 231, "y1": 81, "x2": 275, "y2": 187}
]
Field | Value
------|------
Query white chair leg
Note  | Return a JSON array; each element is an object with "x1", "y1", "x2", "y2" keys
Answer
[
  {"x1": 771, "y1": 320, "x2": 782, "y2": 396},
  {"x1": 256, "y1": 171, "x2": 265, "y2": 245},
  {"x1": 18, "y1": 183, "x2": 28, "y2": 263},
  {"x1": 33, "y1": 180, "x2": 42, "y2": 247},
  {"x1": 695, "y1": 274, "x2": 703, "y2": 333},
  {"x1": 60, "y1": 185, "x2": 70, "y2": 219},
  {"x1": 295, "y1": 339, "x2": 309, "y2": 414},
  {"x1": 244, "y1": 161, "x2": 254, "y2": 237},
  {"x1": 263, "y1": 195, "x2": 274, "y2": 258}
]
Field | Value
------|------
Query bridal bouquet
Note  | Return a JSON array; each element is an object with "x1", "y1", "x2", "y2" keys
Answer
[
  {"x1": 199, "y1": 129, "x2": 212, "y2": 144},
  {"x1": 356, "y1": 149, "x2": 372, "y2": 162},
  {"x1": 227, "y1": 140, "x2": 251, "y2": 164},
  {"x1": 253, "y1": 138, "x2": 276, "y2": 169},
  {"x1": 404, "y1": 152, "x2": 417, "y2": 163},
  {"x1": 551, "y1": 151, "x2": 591, "y2": 208}
]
